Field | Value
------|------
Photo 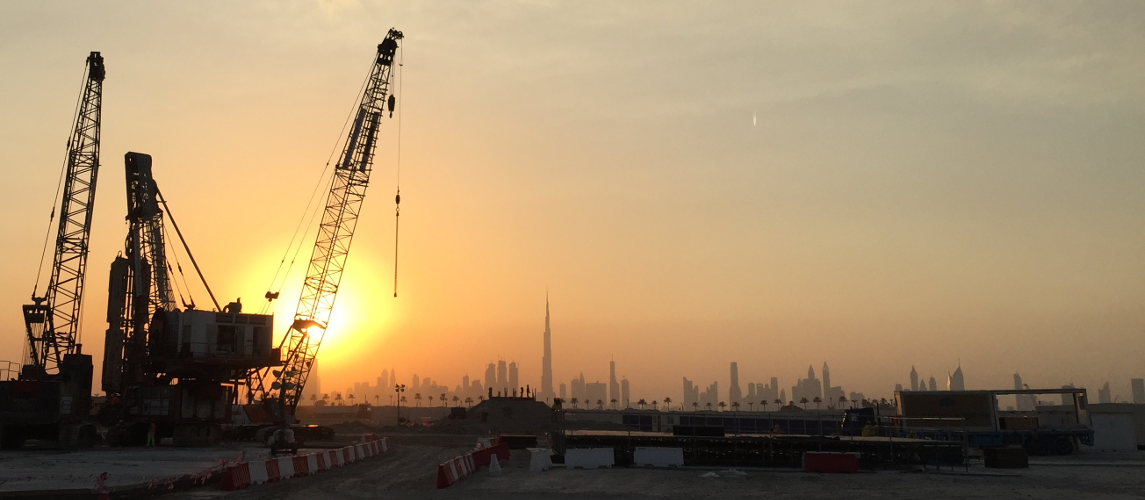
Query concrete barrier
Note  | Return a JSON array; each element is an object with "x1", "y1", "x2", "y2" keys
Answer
[
  {"x1": 634, "y1": 447, "x2": 684, "y2": 468},
  {"x1": 220, "y1": 436, "x2": 390, "y2": 491},
  {"x1": 565, "y1": 448, "x2": 614, "y2": 469},
  {"x1": 528, "y1": 448, "x2": 553, "y2": 472},
  {"x1": 471, "y1": 442, "x2": 511, "y2": 467}
]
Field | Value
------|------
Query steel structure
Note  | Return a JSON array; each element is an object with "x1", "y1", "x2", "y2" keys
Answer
[
  {"x1": 254, "y1": 29, "x2": 403, "y2": 420},
  {"x1": 23, "y1": 51, "x2": 105, "y2": 377}
]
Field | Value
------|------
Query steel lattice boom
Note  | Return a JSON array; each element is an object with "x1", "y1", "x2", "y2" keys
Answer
[
  {"x1": 23, "y1": 52, "x2": 105, "y2": 376},
  {"x1": 256, "y1": 30, "x2": 403, "y2": 418}
]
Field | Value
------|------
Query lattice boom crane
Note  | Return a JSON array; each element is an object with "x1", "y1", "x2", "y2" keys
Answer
[
  {"x1": 254, "y1": 29, "x2": 403, "y2": 420},
  {"x1": 23, "y1": 51, "x2": 105, "y2": 378}
]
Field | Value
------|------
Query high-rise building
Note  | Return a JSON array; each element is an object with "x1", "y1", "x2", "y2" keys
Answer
[
  {"x1": 609, "y1": 360, "x2": 620, "y2": 407},
  {"x1": 389, "y1": 369, "x2": 396, "y2": 389},
  {"x1": 1098, "y1": 382, "x2": 1112, "y2": 404},
  {"x1": 822, "y1": 363, "x2": 831, "y2": 395},
  {"x1": 927, "y1": 376, "x2": 937, "y2": 391},
  {"x1": 683, "y1": 377, "x2": 699, "y2": 409},
  {"x1": 540, "y1": 295, "x2": 555, "y2": 402},
  {"x1": 1132, "y1": 379, "x2": 1145, "y2": 404},
  {"x1": 509, "y1": 361, "x2": 519, "y2": 395},
  {"x1": 909, "y1": 366, "x2": 919, "y2": 391},
  {"x1": 821, "y1": 362, "x2": 845, "y2": 406},
  {"x1": 728, "y1": 362, "x2": 742, "y2": 406},
  {"x1": 559, "y1": 383, "x2": 567, "y2": 400},
  {"x1": 1014, "y1": 373, "x2": 1035, "y2": 411},
  {"x1": 484, "y1": 363, "x2": 496, "y2": 395},
  {"x1": 585, "y1": 382, "x2": 607, "y2": 409},
  {"x1": 947, "y1": 365, "x2": 965, "y2": 391},
  {"x1": 621, "y1": 378, "x2": 630, "y2": 408},
  {"x1": 497, "y1": 360, "x2": 508, "y2": 390}
]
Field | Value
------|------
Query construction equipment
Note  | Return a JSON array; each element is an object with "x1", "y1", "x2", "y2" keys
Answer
[
  {"x1": 100, "y1": 152, "x2": 281, "y2": 446},
  {"x1": 251, "y1": 29, "x2": 403, "y2": 425},
  {"x1": 0, "y1": 52, "x2": 104, "y2": 449}
]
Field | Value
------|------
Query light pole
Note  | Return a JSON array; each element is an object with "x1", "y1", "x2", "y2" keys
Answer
[{"x1": 394, "y1": 384, "x2": 406, "y2": 424}]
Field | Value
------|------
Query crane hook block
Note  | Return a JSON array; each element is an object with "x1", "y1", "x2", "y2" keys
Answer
[
  {"x1": 395, "y1": 192, "x2": 400, "y2": 205},
  {"x1": 388, "y1": 95, "x2": 396, "y2": 118}
]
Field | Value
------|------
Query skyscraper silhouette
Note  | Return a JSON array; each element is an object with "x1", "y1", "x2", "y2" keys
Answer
[
  {"x1": 728, "y1": 362, "x2": 742, "y2": 405},
  {"x1": 910, "y1": 366, "x2": 919, "y2": 391},
  {"x1": 609, "y1": 359, "x2": 619, "y2": 408},
  {"x1": 540, "y1": 295, "x2": 555, "y2": 401},
  {"x1": 947, "y1": 365, "x2": 965, "y2": 391}
]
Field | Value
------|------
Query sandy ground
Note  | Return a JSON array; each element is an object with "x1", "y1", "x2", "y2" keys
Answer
[{"x1": 161, "y1": 436, "x2": 1145, "y2": 500}]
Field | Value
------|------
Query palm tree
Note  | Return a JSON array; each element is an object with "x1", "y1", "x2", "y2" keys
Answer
[
  {"x1": 799, "y1": 397, "x2": 809, "y2": 410},
  {"x1": 637, "y1": 399, "x2": 647, "y2": 410},
  {"x1": 334, "y1": 393, "x2": 343, "y2": 406},
  {"x1": 322, "y1": 393, "x2": 329, "y2": 404},
  {"x1": 597, "y1": 399, "x2": 603, "y2": 410},
  {"x1": 453, "y1": 396, "x2": 460, "y2": 407},
  {"x1": 571, "y1": 397, "x2": 579, "y2": 409},
  {"x1": 428, "y1": 395, "x2": 435, "y2": 407},
  {"x1": 664, "y1": 397, "x2": 672, "y2": 411},
  {"x1": 774, "y1": 398, "x2": 783, "y2": 410},
  {"x1": 414, "y1": 393, "x2": 422, "y2": 407},
  {"x1": 465, "y1": 397, "x2": 473, "y2": 407},
  {"x1": 610, "y1": 398, "x2": 618, "y2": 410},
  {"x1": 309, "y1": 394, "x2": 317, "y2": 405},
  {"x1": 718, "y1": 401, "x2": 727, "y2": 412},
  {"x1": 692, "y1": 402, "x2": 699, "y2": 412},
  {"x1": 705, "y1": 402, "x2": 713, "y2": 411},
  {"x1": 748, "y1": 402, "x2": 754, "y2": 412},
  {"x1": 374, "y1": 395, "x2": 380, "y2": 406},
  {"x1": 838, "y1": 396, "x2": 847, "y2": 409},
  {"x1": 400, "y1": 395, "x2": 407, "y2": 405},
  {"x1": 348, "y1": 394, "x2": 356, "y2": 405},
  {"x1": 760, "y1": 400, "x2": 768, "y2": 412},
  {"x1": 441, "y1": 393, "x2": 447, "y2": 407},
  {"x1": 851, "y1": 399, "x2": 858, "y2": 409},
  {"x1": 812, "y1": 396, "x2": 822, "y2": 410},
  {"x1": 651, "y1": 400, "x2": 659, "y2": 411},
  {"x1": 732, "y1": 402, "x2": 741, "y2": 412}
]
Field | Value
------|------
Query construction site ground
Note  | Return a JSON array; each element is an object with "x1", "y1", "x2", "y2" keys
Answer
[
  {"x1": 5, "y1": 432, "x2": 1144, "y2": 499},
  {"x1": 157, "y1": 434, "x2": 1145, "y2": 500}
]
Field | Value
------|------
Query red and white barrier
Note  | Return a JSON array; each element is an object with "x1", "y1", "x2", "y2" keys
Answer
[
  {"x1": 436, "y1": 437, "x2": 512, "y2": 489},
  {"x1": 222, "y1": 435, "x2": 389, "y2": 491}
]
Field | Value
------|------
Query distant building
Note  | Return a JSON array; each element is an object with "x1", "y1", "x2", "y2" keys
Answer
[
  {"x1": 791, "y1": 366, "x2": 823, "y2": 403},
  {"x1": 822, "y1": 362, "x2": 845, "y2": 406},
  {"x1": 1133, "y1": 379, "x2": 1145, "y2": 404},
  {"x1": 621, "y1": 378, "x2": 630, "y2": 408},
  {"x1": 910, "y1": 366, "x2": 919, "y2": 392},
  {"x1": 683, "y1": 377, "x2": 700, "y2": 409},
  {"x1": 728, "y1": 362, "x2": 742, "y2": 406},
  {"x1": 585, "y1": 382, "x2": 607, "y2": 409},
  {"x1": 894, "y1": 383, "x2": 903, "y2": 393},
  {"x1": 947, "y1": 365, "x2": 965, "y2": 391},
  {"x1": 484, "y1": 363, "x2": 496, "y2": 394},
  {"x1": 497, "y1": 360, "x2": 508, "y2": 390},
  {"x1": 509, "y1": 361, "x2": 519, "y2": 395},
  {"x1": 927, "y1": 376, "x2": 937, "y2": 392},
  {"x1": 540, "y1": 296, "x2": 555, "y2": 402},
  {"x1": 1014, "y1": 373, "x2": 1035, "y2": 411},
  {"x1": 571, "y1": 373, "x2": 586, "y2": 401},
  {"x1": 609, "y1": 360, "x2": 620, "y2": 408},
  {"x1": 559, "y1": 383, "x2": 567, "y2": 400},
  {"x1": 1098, "y1": 382, "x2": 1112, "y2": 404}
]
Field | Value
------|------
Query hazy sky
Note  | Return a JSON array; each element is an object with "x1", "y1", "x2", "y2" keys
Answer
[{"x1": 2, "y1": 1, "x2": 1144, "y2": 402}]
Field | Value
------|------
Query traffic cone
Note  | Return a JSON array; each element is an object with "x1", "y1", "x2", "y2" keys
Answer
[{"x1": 488, "y1": 456, "x2": 502, "y2": 476}]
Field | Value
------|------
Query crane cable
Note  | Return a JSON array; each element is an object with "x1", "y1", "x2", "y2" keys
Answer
[
  {"x1": 393, "y1": 43, "x2": 403, "y2": 298},
  {"x1": 259, "y1": 57, "x2": 378, "y2": 315}
]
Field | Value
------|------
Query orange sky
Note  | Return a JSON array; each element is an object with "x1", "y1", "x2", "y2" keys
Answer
[{"x1": 2, "y1": 1, "x2": 1145, "y2": 402}]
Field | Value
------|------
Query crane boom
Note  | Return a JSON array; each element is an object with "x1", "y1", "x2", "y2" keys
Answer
[
  {"x1": 23, "y1": 51, "x2": 105, "y2": 377},
  {"x1": 256, "y1": 30, "x2": 403, "y2": 418}
]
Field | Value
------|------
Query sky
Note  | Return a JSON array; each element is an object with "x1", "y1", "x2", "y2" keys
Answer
[{"x1": 2, "y1": 1, "x2": 1144, "y2": 403}]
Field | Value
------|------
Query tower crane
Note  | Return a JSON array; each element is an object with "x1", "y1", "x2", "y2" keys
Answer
[
  {"x1": 252, "y1": 29, "x2": 403, "y2": 423},
  {"x1": 1, "y1": 52, "x2": 104, "y2": 449}
]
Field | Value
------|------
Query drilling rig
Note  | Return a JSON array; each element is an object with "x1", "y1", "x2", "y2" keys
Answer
[
  {"x1": 0, "y1": 52, "x2": 104, "y2": 449},
  {"x1": 100, "y1": 152, "x2": 281, "y2": 446},
  {"x1": 250, "y1": 29, "x2": 403, "y2": 429}
]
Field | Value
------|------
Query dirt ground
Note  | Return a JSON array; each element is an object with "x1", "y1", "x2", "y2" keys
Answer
[{"x1": 167, "y1": 437, "x2": 1145, "y2": 500}]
